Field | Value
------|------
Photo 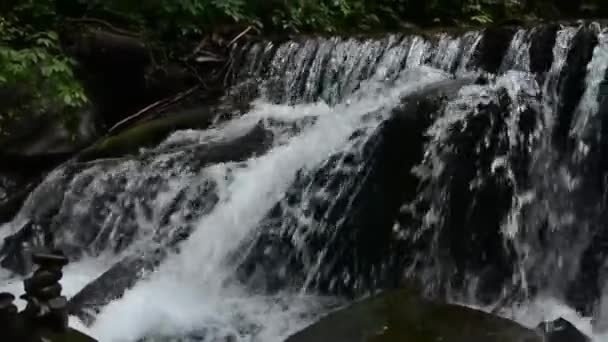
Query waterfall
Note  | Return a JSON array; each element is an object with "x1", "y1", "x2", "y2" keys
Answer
[{"x1": 2, "y1": 23, "x2": 608, "y2": 341}]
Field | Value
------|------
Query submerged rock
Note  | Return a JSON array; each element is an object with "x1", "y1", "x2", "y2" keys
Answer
[
  {"x1": 285, "y1": 289, "x2": 541, "y2": 342},
  {"x1": 472, "y1": 27, "x2": 517, "y2": 74},
  {"x1": 537, "y1": 318, "x2": 590, "y2": 342}
]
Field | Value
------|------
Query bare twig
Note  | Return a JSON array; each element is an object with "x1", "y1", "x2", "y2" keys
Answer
[
  {"x1": 228, "y1": 26, "x2": 254, "y2": 47},
  {"x1": 67, "y1": 17, "x2": 140, "y2": 37},
  {"x1": 194, "y1": 51, "x2": 225, "y2": 63},
  {"x1": 108, "y1": 85, "x2": 200, "y2": 134}
]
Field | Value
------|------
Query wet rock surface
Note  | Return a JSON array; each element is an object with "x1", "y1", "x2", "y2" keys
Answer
[
  {"x1": 285, "y1": 289, "x2": 542, "y2": 342},
  {"x1": 237, "y1": 78, "x2": 473, "y2": 295},
  {"x1": 472, "y1": 27, "x2": 517, "y2": 74},
  {"x1": 529, "y1": 24, "x2": 559, "y2": 75},
  {"x1": 537, "y1": 318, "x2": 590, "y2": 342}
]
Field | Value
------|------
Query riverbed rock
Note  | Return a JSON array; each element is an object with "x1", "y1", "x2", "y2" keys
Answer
[
  {"x1": 237, "y1": 78, "x2": 473, "y2": 295},
  {"x1": 0, "y1": 121, "x2": 273, "y2": 280},
  {"x1": 537, "y1": 317, "x2": 590, "y2": 342},
  {"x1": 471, "y1": 27, "x2": 517, "y2": 74},
  {"x1": 285, "y1": 289, "x2": 542, "y2": 342},
  {"x1": 529, "y1": 24, "x2": 559, "y2": 75}
]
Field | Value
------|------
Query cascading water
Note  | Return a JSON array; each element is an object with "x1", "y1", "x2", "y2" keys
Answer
[{"x1": 2, "y1": 22, "x2": 608, "y2": 341}]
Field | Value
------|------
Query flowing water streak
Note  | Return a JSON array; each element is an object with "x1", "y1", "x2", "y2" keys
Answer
[
  {"x1": 541, "y1": 26, "x2": 580, "y2": 129},
  {"x1": 500, "y1": 29, "x2": 533, "y2": 73},
  {"x1": 571, "y1": 28, "x2": 608, "y2": 161},
  {"x1": 456, "y1": 31, "x2": 483, "y2": 74},
  {"x1": 502, "y1": 26, "x2": 579, "y2": 291}
]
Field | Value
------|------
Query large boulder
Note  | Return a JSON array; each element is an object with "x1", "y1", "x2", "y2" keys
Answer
[
  {"x1": 237, "y1": 78, "x2": 473, "y2": 296},
  {"x1": 537, "y1": 318, "x2": 590, "y2": 342},
  {"x1": 285, "y1": 289, "x2": 542, "y2": 342},
  {"x1": 529, "y1": 24, "x2": 559, "y2": 75}
]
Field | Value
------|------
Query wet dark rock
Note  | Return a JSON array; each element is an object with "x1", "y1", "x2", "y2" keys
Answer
[
  {"x1": 472, "y1": 27, "x2": 517, "y2": 74},
  {"x1": 0, "y1": 122, "x2": 270, "y2": 281},
  {"x1": 427, "y1": 89, "x2": 519, "y2": 302},
  {"x1": 285, "y1": 289, "x2": 542, "y2": 342},
  {"x1": 48, "y1": 296, "x2": 69, "y2": 311},
  {"x1": 63, "y1": 29, "x2": 153, "y2": 128},
  {"x1": 10, "y1": 249, "x2": 80, "y2": 339},
  {"x1": 1, "y1": 221, "x2": 42, "y2": 275},
  {"x1": 68, "y1": 253, "x2": 159, "y2": 325},
  {"x1": 537, "y1": 318, "x2": 590, "y2": 342},
  {"x1": 67, "y1": 124, "x2": 273, "y2": 323},
  {"x1": 32, "y1": 252, "x2": 69, "y2": 269},
  {"x1": 78, "y1": 90, "x2": 262, "y2": 162},
  {"x1": 237, "y1": 78, "x2": 472, "y2": 296},
  {"x1": 0, "y1": 292, "x2": 17, "y2": 314},
  {"x1": 77, "y1": 107, "x2": 218, "y2": 161},
  {"x1": 0, "y1": 178, "x2": 36, "y2": 224},
  {"x1": 529, "y1": 24, "x2": 559, "y2": 75},
  {"x1": 32, "y1": 284, "x2": 63, "y2": 301},
  {"x1": 24, "y1": 270, "x2": 64, "y2": 293},
  {"x1": 0, "y1": 83, "x2": 98, "y2": 167}
]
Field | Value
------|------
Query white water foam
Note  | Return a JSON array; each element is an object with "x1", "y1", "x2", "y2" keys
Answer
[{"x1": 80, "y1": 67, "x2": 449, "y2": 341}]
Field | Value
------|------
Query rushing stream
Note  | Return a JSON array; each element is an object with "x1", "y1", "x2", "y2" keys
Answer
[{"x1": 2, "y1": 23, "x2": 608, "y2": 341}]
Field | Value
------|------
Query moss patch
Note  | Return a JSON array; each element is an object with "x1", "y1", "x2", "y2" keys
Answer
[
  {"x1": 77, "y1": 107, "x2": 217, "y2": 161},
  {"x1": 286, "y1": 289, "x2": 541, "y2": 342}
]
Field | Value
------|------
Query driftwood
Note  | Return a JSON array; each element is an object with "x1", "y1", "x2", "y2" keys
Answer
[{"x1": 107, "y1": 85, "x2": 200, "y2": 134}]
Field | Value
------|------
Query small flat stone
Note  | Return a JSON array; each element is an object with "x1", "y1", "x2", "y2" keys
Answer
[
  {"x1": 48, "y1": 296, "x2": 68, "y2": 311},
  {"x1": 24, "y1": 270, "x2": 63, "y2": 293},
  {"x1": 0, "y1": 300, "x2": 15, "y2": 310},
  {"x1": 538, "y1": 317, "x2": 590, "y2": 342},
  {"x1": 33, "y1": 283, "x2": 63, "y2": 300},
  {"x1": 22, "y1": 297, "x2": 42, "y2": 315},
  {"x1": 32, "y1": 252, "x2": 69, "y2": 268},
  {"x1": 0, "y1": 292, "x2": 15, "y2": 305}
]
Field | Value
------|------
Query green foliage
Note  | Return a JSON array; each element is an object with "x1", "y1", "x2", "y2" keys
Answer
[
  {"x1": 0, "y1": 11, "x2": 87, "y2": 138},
  {"x1": 0, "y1": 0, "x2": 599, "y2": 140}
]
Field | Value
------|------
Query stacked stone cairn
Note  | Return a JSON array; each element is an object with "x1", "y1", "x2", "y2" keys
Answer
[
  {"x1": 0, "y1": 249, "x2": 96, "y2": 341},
  {"x1": 21, "y1": 250, "x2": 70, "y2": 334},
  {"x1": 0, "y1": 292, "x2": 20, "y2": 340}
]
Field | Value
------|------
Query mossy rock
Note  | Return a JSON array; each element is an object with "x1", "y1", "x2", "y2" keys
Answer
[
  {"x1": 285, "y1": 289, "x2": 542, "y2": 342},
  {"x1": 77, "y1": 107, "x2": 216, "y2": 162},
  {"x1": 39, "y1": 328, "x2": 98, "y2": 342}
]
